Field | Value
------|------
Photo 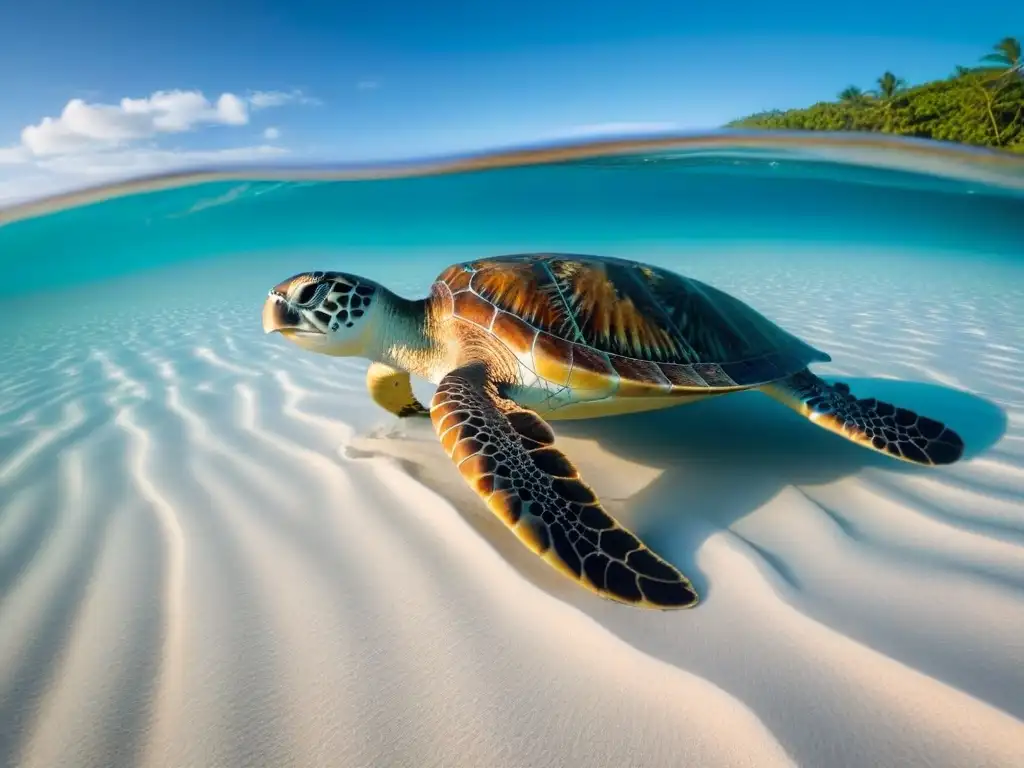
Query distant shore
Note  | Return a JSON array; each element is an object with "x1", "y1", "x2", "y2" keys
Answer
[{"x1": 729, "y1": 37, "x2": 1024, "y2": 154}]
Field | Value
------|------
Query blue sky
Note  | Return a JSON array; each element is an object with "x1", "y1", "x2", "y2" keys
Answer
[{"x1": 0, "y1": 1, "x2": 1019, "y2": 201}]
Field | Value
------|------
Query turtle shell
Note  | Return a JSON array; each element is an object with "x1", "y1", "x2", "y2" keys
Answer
[{"x1": 433, "y1": 253, "x2": 830, "y2": 395}]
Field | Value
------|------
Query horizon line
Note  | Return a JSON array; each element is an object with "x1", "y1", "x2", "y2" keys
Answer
[{"x1": 3, "y1": 129, "x2": 1023, "y2": 226}]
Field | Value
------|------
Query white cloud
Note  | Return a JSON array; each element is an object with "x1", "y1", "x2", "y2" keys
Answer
[
  {"x1": 20, "y1": 90, "x2": 256, "y2": 157},
  {"x1": 215, "y1": 93, "x2": 249, "y2": 125},
  {"x1": 11, "y1": 88, "x2": 317, "y2": 160},
  {"x1": 0, "y1": 87, "x2": 313, "y2": 205},
  {"x1": 356, "y1": 80, "x2": 379, "y2": 91}
]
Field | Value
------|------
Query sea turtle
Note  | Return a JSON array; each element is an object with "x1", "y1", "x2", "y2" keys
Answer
[{"x1": 262, "y1": 253, "x2": 965, "y2": 609}]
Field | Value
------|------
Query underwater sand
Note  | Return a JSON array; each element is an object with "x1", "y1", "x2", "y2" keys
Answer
[{"x1": 1, "y1": 135, "x2": 1023, "y2": 768}]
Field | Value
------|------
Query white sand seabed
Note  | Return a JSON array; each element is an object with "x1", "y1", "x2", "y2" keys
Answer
[{"x1": 0, "y1": 250, "x2": 1023, "y2": 768}]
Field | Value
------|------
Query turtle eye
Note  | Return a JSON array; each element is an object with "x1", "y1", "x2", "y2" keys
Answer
[{"x1": 295, "y1": 283, "x2": 318, "y2": 305}]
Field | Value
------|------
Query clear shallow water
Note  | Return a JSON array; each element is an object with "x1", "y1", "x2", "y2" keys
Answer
[
  {"x1": 1, "y1": 133, "x2": 1023, "y2": 768},
  {"x1": 1, "y1": 132, "x2": 1023, "y2": 295}
]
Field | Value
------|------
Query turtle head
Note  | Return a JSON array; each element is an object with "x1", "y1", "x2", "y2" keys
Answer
[{"x1": 262, "y1": 271, "x2": 382, "y2": 357}]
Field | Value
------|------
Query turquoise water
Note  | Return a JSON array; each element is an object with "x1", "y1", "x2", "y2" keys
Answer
[{"x1": 2, "y1": 134, "x2": 1022, "y2": 298}]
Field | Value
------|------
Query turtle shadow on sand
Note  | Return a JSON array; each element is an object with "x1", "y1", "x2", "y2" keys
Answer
[{"x1": 343, "y1": 376, "x2": 1007, "y2": 607}]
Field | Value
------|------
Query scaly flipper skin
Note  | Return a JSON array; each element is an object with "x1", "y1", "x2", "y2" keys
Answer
[
  {"x1": 366, "y1": 362, "x2": 430, "y2": 418},
  {"x1": 761, "y1": 369, "x2": 965, "y2": 465},
  {"x1": 430, "y1": 361, "x2": 699, "y2": 609}
]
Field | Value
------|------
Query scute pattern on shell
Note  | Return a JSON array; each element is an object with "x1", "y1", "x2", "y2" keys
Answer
[{"x1": 435, "y1": 253, "x2": 829, "y2": 390}]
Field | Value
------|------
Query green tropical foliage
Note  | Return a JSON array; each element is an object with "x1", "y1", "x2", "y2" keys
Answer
[
  {"x1": 979, "y1": 37, "x2": 1022, "y2": 78},
  {"x1": 728, "y1": 38, "x2": 1024, "y2": 152},
  {"x1": 838, "y1": 85, "x2": 867, "y2": 103},
  {"x1": 875, "y1": 71, "x2": 907, "y2": 100}
]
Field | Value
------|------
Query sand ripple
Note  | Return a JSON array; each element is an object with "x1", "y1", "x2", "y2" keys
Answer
[{"x1": 0, "y1": 253, "x2": 1022, "y2": 767}]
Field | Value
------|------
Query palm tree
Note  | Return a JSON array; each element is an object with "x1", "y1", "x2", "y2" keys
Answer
[
  {"x1": 875, "y1": 71, "x2": 907, "y2": 100},
  {"x1": 979, "y1": 37, "x2": 1022, "y2": 78},
  {"x1": 838, "y1": 86, "x2": 867, "y2": 104}
]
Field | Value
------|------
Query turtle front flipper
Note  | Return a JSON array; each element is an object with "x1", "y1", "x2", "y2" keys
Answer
[
  {"x1": 367, "y1": 362, "x2": 430, "y2": 417},
  {"x1": 761, "y1": 369, "x2": 965, "y2": 465},
  {"x1": 431, "y1": 361, "x2": 699, "y2": 609}
]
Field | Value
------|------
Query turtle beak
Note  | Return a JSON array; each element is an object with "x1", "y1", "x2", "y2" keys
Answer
[
  {"x1": 262, "y1": 292, "x2": 323, "y2": 337},
  {"x1": 262, "y1": 293, "x2": 296, "y2": 334}
]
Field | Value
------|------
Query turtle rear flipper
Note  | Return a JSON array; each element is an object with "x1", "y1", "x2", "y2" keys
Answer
[
  {"x1": 431, "y1": 361, "x2": 699, "y2": 609},
  {"x1": 762, "y1": 370, "x2": 965, "y2": 466}
]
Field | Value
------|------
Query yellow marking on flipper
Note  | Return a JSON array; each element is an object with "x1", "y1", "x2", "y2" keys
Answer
[
  {"x1": 452, "y1": 435, "x2": 485, "y2": 465},
  {"x1": 486, "y1": 490, "x2": 522, "y2": 526},
  {"x1": 515, "y1": 515, "x2": 552, "y2": 554},
  {"x1": 366, "y1": 362, "x2": 430, "y2": 417},
  {"x1": 440, "y1": 423, "x2": 464, "y2": 454}
]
